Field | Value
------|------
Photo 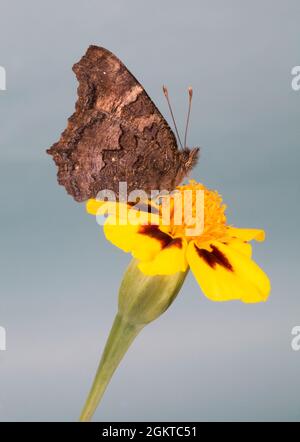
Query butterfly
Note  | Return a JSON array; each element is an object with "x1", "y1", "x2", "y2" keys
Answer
[{"x1": 47, "y1": 46, "x2": 199, "y2": 202}]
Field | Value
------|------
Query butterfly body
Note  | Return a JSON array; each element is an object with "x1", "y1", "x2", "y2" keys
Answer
[{"x1": 47, "y1": 46, "x2": 199, "y2": 202}]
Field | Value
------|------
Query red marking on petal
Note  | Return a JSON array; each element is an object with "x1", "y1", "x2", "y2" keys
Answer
[
  {"x1": 139, "y1": 225, "x2": 172, "y2": 248},
  {"x1": 165, "y1": 238, "x2": 183, "y2": 249},
  {"x1": 195, "y1": 244, "x2": 233, "y2": 272}
]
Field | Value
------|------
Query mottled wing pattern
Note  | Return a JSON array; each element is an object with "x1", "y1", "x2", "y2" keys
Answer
[{"x1": 47, "y1": 46, "x2": 198, "y2": 201}]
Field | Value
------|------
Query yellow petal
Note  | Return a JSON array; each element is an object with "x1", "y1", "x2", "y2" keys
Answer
[
  {"x1": 227, "y1": 227, "x2": 265, "y2": 242},
  {"x1": 224, "y1": 237, "x2": 252, "y2": 258},
  {"x1": 86, "y1": 199, "x2": 103, "y2": 216},
  {"x1": 104, "y1": 222, "x2": 141, "y2": 253},
  {"x1": 187, "y1": 240, "x2": 271, "y2": 303},
  {"x1": 87, "y1": 199, "x2": 160, "y2": 225},
  {"x1": 138, "y1": 238, "x2": 188, "y2": 275},
  {"x1": 104, "y1": 222, "x2": 173, "y2": 262}
]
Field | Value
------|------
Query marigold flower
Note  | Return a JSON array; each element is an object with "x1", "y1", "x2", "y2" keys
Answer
[
  {"x1": 81, "y1": 180, "x2": 271, "y2": 421},
  {"x1": 87, "y1": 180, "x2": 271, "y2": 304}
]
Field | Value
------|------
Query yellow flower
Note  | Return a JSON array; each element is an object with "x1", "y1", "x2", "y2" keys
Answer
[{"x1": 87, "y1": 181, "x2": 271, "y2": 304}]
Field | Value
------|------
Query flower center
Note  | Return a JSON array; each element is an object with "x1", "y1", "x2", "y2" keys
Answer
[{"x1": 164, "y1": 181, "x2": 227, "y2": 244}]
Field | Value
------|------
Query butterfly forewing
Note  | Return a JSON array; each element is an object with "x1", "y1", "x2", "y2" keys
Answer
[{"x1": 47, "y1": 46, "x2": 198, "y2": 201}]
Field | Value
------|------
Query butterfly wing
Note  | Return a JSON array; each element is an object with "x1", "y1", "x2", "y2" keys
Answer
[{"x1": 47, "y1": 46, "x2": 198, "y2": 201}]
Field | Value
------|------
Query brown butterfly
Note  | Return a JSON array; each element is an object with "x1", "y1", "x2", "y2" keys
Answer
[{"x1": 47, "y1": 46, "x2": 199, "y2": 202}]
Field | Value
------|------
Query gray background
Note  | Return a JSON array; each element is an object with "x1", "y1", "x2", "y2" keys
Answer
[{"x1": 0, "y1": 0, "x2": 299, "y2": 421}]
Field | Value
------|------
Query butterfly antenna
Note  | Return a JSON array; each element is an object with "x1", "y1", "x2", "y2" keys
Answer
[
  {"x1": 184, "y1": 86, "x2": 193, "y2": 149},
  {"x1": 163, "y1": 85, "x2": 183, "y2": 149}
]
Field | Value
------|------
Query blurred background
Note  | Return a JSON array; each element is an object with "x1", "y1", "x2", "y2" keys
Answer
[{"x1": 0, "y1": 0, "x2": 299, "y2": 421}]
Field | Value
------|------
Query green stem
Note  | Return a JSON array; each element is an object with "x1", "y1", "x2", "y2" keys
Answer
[{"x1": 79, "y1": 314, "x2": 143, "y2": 422}]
